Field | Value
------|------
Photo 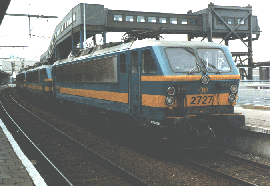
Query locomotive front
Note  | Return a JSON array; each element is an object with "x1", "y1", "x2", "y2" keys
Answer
[{"x1": 143, "y1": 41, "x2": 245, "y2": 148}]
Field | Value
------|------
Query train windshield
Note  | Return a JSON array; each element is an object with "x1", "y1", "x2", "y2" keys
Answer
[
  {"x1": 166, "y1": 47, "x2": 231, "y2": 73},
  {"x1": 197, "y1": 48, "x2": 231, "y2": 73}
]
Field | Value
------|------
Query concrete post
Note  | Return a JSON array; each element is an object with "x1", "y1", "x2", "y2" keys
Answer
[{"x1": 80, "y1": 30, "x2": 84, "y2": 49}]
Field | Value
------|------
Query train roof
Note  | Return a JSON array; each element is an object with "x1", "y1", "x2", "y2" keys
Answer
[
  {"x1": 130, "y1": 40, "x2": 225, "y2": 49},
  {"x1": 54, "y1": 40, "x2": 227, "y2": 65},
  {"x1": 25, "y1": 65, "x2": 52, "y2": 73},
  {"x1": 96, "y1": 40, "x2": 226, "y2": 55}
]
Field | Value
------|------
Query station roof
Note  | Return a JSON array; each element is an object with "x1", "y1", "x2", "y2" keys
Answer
[{"x1": 0, "y1": 0, "x2": 11, "y2": 26}]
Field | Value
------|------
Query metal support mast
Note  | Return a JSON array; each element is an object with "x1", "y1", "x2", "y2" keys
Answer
[
  {"x1": 248, "y1": 12, "x2": 253, "y2": 80},
  {"x1": 83, "y1": 3, "x2": 86, "y2": 49},
  {"x1": 5, "y1": 13, "x2": 58, "y2": 37}
]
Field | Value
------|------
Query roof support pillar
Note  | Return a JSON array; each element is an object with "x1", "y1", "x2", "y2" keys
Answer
[
  {"x1": 102, "y1": 32, "x2": 106, "y2": 45},
  {"x1": 225, "y1": 39, "x2": 229, "y2": 46},
  {"x1": 208, "y1": 7, "x2": 213, "y2": 42},
  {"x1": 80, "y1": 30, "x2": 84, "y2": 49},
  {"x1": 71, "y1": 32, "x2": 74, "y2": 53},
  {"x1": 247, "y1": 12, "x2": 253, "y2": 80},
  {"x1": 188, "y1": 34, "x2": 192, "y2": 41}
]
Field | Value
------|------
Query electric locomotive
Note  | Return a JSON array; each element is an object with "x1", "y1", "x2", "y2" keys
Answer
[
  {"x1": 16, "y1": 71, "x2": 26, "y2": 91},
  {"x1": 51, "y1": 40, "x2": 244, "y2": 148},
  {"x1": 16, "y1": 65, "x2": 53, "y2": 100}
]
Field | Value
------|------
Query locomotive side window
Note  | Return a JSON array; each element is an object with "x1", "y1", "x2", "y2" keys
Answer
[
  {"x1": 65, "y1": 64, "x2": 73, "y2": 82},
  {"x1": 83, "y1": 62, "x2": 92, "y2": 82},
  {"x1": 41, "y1": 69, "x2": 48, "y2": 79},
  {"x1": 120, "y1": 53, "x2": 126, "y2": 74},
  {"x1": 142, "y1": 49, "x2": 157, "y2": 74},
  {"x1": 56, "y1": 66, "x2": 64, "y2": 82},
  {"x1": 17, "y1": 74, "x2": 25, "y2": 82},
  {"x1": 166, "y1": 48, "x2": 197, "y2": 73},
  {"x1": 27, "y1": 71, "x2": 40, "y2": 82},
  {"x1": 71, "y1": 63, "x2": 83, "y2": 82},
  {"x1": 61, "y1": 66, "x2": 67, "y2": 81},
  {"x1": 84, "y1": 56, "x2": 117, "y2": 83},
  {"x1": 131, "y1": 51, "x2": 138, "y2": 74}
]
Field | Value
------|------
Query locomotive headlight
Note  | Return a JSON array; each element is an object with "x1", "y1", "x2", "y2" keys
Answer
[
  {"x1": 201, "y1": 75, "x2": 210, "y2": 85},
  {"x1": 166, "y1": 96, "x2": 175, "y2": 105},
  {"x1": 228, "y1": 94, "x2": 236, "y2": 103},
  {"x1": 230, "y1": 85, "x2": 238, "y2": 93},
  {"x1": 167, "y1": 87, "x2": 175, "y2": 95}
]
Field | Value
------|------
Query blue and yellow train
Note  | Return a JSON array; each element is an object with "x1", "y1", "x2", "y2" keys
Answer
[
  {"x1": 16, "y1": 65, "x2": 53, "y2": 100},
  {"x1": 17, "y1": 40, "x2": 245, "y2": 148}
]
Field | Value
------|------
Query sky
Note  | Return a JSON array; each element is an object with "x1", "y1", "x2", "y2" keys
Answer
[{"x1": 0, "y1": 0, "x2": 268, "y2": 63}]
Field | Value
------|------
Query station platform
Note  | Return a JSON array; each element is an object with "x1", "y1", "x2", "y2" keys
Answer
[
  {"x1": 237, "y1": 82, "x2": 270, "y2": 133},
  {"x1": 235, "y1": 106, "x2": 270, "y2": 134},
  {"x1": 0, "y1": 119, "x2": 46, "y2": 185}
]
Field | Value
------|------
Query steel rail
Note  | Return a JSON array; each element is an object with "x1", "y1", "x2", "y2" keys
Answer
[
  {"x1": 9, "y1": 93, "x2": 150, "y2": 186},
  {"x1": 223, "y1": 152, "x2": 270, "y2": 176},
  {"x1": 0, "y1": 100, "x2": 74, "y2": 186},
  {"x1": 179, "y1": 156, "x2": 257, "y2": 186}
]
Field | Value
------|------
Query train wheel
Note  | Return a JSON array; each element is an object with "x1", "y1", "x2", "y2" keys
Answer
[
  {"x1": 196, "y1": 124, "x2": 217, "y2": 145},
  {"x1": 176, "y1": 118, "x2": 218, "y2": 149}
]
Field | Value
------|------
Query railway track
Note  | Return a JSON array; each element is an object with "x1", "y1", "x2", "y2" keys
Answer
[
  {"x1": 0, "y1": 88, "x2": 148, "y2": 186},
  {"x1": 1, "y1": 88, "x2": 270, "y2": 185},
  {"x1": 180, "y1": 151, "x2": 270, "y2": 185}
]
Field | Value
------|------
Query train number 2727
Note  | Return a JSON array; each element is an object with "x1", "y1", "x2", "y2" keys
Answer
[{"x1": 190, "y1": 95, "x2": 214, "y2": 105}]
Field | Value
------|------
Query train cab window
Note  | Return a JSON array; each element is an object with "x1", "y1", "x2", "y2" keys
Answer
[
  {"x1": 72, "y1": 63, "x2": 83, "y2": 82},
  {"x1": 197, "y1": 48, "x2": 231, "y2": 72},
  {"x1": 166, "y1": 48, "x2": 197, "y2": 73},
  {"x1": 131, "y1": 51, "x2": 138, "y2": 74},
  {"x1": 120, "y1": 53, "x2": 126, "y2": 74},
  {"x1": 142, "y1": 49, "x2": 157, "y2": 74}
]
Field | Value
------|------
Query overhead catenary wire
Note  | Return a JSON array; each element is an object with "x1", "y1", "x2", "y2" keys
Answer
[{"x1": 5, "y1": 13, "x2": 58, "y2": 38}]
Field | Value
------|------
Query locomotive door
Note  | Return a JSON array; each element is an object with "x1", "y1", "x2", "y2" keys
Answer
[{"x1": 128, "y1": 50, "x2": 141, "y2": 116}]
